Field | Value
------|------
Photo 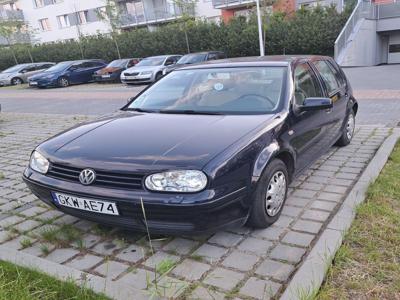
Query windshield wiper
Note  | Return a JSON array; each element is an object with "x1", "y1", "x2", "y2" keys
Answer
[
  {"x1": 159, "y1": 110, "x2": 223, "y2": 115},
  {"x1": 126, "y1": 108, "x2": 157, "y2": 113}
]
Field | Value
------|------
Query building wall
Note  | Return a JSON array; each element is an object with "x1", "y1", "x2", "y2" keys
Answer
[
  {"x1": 19, "y1": 0, "x2": 111, "y2": 43},
  {"x1": 196, "y1": 0, "x2": 221, "y2": 21}
]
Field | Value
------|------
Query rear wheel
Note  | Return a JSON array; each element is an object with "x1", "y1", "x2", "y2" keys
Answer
[
  {"x1": 57, "y1": 77, "x2": 69, "y2": 88},
  {"x1": 247, "y1": 159, "x2": 289, "y2": 228},
  {"x1": 11, "y1": 77, "x2": 23, "y2": 85},
  {"x1": 155, "y1": 72, "x2": 163, "y2": 81},
  {"x1": 336, "y1": 110, "x2": 355, "y2": 146}
]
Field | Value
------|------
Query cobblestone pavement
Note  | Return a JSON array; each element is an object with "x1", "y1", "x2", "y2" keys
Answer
[{"x1": 0, "y1": 113, "x2": 392, "y2": 299}]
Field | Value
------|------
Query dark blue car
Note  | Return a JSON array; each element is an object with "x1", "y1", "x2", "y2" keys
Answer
[
  {"x1": 28, "y1": 59, "x2": 107, "y2": 88},
  {"x1": 23, "y1": 56, "x2": 357, "y2": 234}
]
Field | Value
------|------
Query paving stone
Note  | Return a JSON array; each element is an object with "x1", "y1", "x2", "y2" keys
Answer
[
  {"x1": 21, "y1": 242, "x2": 56, "y2": 257},
  {"x1": 172, "y1": 259, "x2": 211, "y2": 280},
  {"x1": 0, "y1": 230, "x2": 11, "y2": 243},
  {"x1": 282, "y1": 205, "x2": 303, "y2": 217},
  {"x1": 240, "y1": 277, "x2": 281, "y2": 299},
  {"x1": 163, "y1": 237, "x2": 198, "y2": 255},
  {"x1": 208, "y1": 232, "x2": 243, "y2": 248},
  {"x1": 37, "y1": 209, "x2": 64, "y2": 221},
  {"x1": 72, "y1": 233, "x2": 101, "y2": 249},
  {"x1": 144, "y1": 251, "x2": 180, "y2": 269},
  {"x1": 13, "y1": 219, "x2": 41, "y2": 232},
  {"x1": 2, "y1": 235, "x2": 35, "y2": 250},
  {"x1": 222, "y1": 250, "x2": 259, "y2": 271},
  {"x1": 20, "y1": 206, "x2": 47, "y2": 217},
  {"x1": 273, "y1": 215, "x2": 294, "y2": 228},
  {"x1": 66, "y1": 254, "x2": 103, "y2": 271},
  {"x1": 237, "y1": 237, "x2": 273, "y2": 256},
  {"x1": 310, "y1": 200, "x2": 337, "y2": 211},
  {"x1": 45, "y1": 248, "x2": 79, "y2": 264},
  {"x1": 30, "y1": 224, "x2": 59, "y2": 238},
  {"x1": 156, "y1": 276, "x2": 187, "y2": 298},
  {"x1": 192, "y1": 244, "x2": 228, "y2": 263},
  {"x1": 256, "y1": 259, "x2": 295, "y2": 281},
  {"x1": 323, "y1": 185, "x2": 348, "y2": 194},
  {"x1": 0, "y1": 215, "x2": 24, "y2": 228},
  {"x1": 282, "y1": 231, "x2": 315, "y2": 247},
  {"x1": 190, "y1": 286, "x2": 225, "y2": 300},
  {"x1": 292, "y1": 219, "x2": 323, "y2": 234},
  {"x1": 307, "y1": 176, "x2": 330, "y2": 184},
  {"x1": 270, "y1": 244, "x2": 306, "y2": 264},
  {"x1": 251, "y1": 226, "x2": 286, "y2": 241},
  {"x1": 300, "y1": 182, "x2": 324, "y2": 191},
  {"x1": 292, "y1": 189, "x2": 317, "y2": 199},
  {"x1": 329, "y1": 178, "x2": 355, "y2": 187},
  {"x1": 318, "y1": 192, "x2": 343, "y2": 202},
  {"x1": 53, "y1": 214, "x2": 79, "y2": 225},
  {"x1": 117, "y1": 268, "x2": 151, "y2": 289},
  {"x1": 91, "y1": 240, "x2": 123, "y2": 256},
  {"x1": 116, "y1": 244, "x2": 146, "y2": 263},
  {"x1": 203, "y1": 268, "x2": 245, "y2": 291},
  {"x1": 285, "y1": 196, "x2": 311, "y2": 208},
  {"x1": 301, "y1": 210, "x2": 331, "y2": 222},
  {"x1": 95, "y1": 260, "x2": 129, "y2": 279}
]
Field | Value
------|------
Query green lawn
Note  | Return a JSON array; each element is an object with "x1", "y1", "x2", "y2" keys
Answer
[
  {"x1": 318, "y1": 141, "x2": 400, "y2": 299},
  {"x1": 0, "y1": 260, "x2": 109, "y2": 300}
]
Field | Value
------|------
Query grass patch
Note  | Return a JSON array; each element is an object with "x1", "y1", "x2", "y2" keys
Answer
[
  {"x1": 19, "y1": 238, "x2": 32, "y2": 249},
  {"x1": 0, "y1": 260, "x2": 109, "y2": 299},
  {"x1": 0, "y1": 172, "x2": 5, "y2": 180},
  {"x1": 39, "y1": 224, "x2": 82, "y2": 247},
  {"x1": 318, "y1": 141, "x2": 400, "y2": 299},
  {"x1": 156, "y1": 259, "x2": 176, "y2": 275}
]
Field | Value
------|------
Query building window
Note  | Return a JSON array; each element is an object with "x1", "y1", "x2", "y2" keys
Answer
[
  {"x1": 38, "y1": 18, "x2": 51, "y2": 31},
  {"x1": 57, "y1": 15, "x2": 70, "y2": 28},
  {"x1": 52, "y1": 0, "x2": 63, "y2": 3},
  {"x1": 77, "y1": 10, "x2": 89, "y2": 24},
  {"x1": 97, "y1": 7, "x2": 108, "y2": 20},
  {"x1": 34, "y1": 0, "x2": 44, "y2": 8}
]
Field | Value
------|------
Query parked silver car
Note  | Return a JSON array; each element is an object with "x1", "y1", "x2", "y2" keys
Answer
[
  {"x1": 0, "y1": 62, "x2": 55, "y2": 86},
  {"x1": 120, "y1": 55, "x2": 181, "y2": 84}
]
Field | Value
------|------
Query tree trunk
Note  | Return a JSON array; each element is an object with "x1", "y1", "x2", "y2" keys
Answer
[
  {"x1": 27, "y1": 47, "x2": 34, "y2": 62},
  {"x1": 112, "y1": 34, "x2": 121, "y2": 59},
  {"x1": 6, "y1": 38, "x2": 18, "y2": 64},
  {"x1": 184, "y1": 29, "x2": 190, "y2": 54}
]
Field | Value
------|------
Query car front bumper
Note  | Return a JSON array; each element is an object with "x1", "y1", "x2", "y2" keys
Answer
[
  {"x1": 93, "y1": 74, "x2": 120, "y2": 82},
  {"x1": 121, "y1": 75, "x2": 153, "y2": 84},
  {"x1": 0, "y1": 78, "x2": 12, "y2": 86},
  {"x1": 29, "y1": 78, "x2": 58, "y2": 87},
  {"x1": 23, "y1": 168, "x2": 249, "y2": 235}
]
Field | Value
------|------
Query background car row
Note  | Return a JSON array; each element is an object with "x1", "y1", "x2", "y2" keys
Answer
[{"x1": 0, "y1": 50, "x2": 227, "y2": 88}]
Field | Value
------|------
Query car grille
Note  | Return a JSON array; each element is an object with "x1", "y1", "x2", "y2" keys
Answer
[
  {"x1": 124, "y1": 72, "x2": 139, "y2": 76},
  {"x1": 47, "y1": 163, "x2": 145, "y2": 190}
]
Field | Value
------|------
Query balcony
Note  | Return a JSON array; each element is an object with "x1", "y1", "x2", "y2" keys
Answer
[
  {"x1": 118, "y1": 0, "x2": 194, "y2": 28},
  {"x1": 212, "y1": 0, "x2": 255, "y2": 9},
  {"x1": 0, "y1": 9, "x2": 24, "y2": 21}
]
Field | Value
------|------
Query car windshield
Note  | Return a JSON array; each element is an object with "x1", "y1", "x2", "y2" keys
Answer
[
  {"x1": 136, "y1": 57, "x2": 165, "y2": 67},
  {"x1": 107, "y1": 59, "x2": 128, "y2": 68},
  {"x1": 44, "y1": 62, "x2": 71, "y2": 73},
  {"x1": 177, "y1": 54, "x2": 207, "y2": 65},
  {"x1": 2, "y1": 64, "x2": 26, "y2": 73},
  {"x1": 127, "y1": 67, "x2": 286, "y2": 115}
]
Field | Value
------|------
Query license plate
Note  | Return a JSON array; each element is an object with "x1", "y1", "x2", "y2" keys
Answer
[
  {"x1": 126, "y1": 76, "x2": 137, "y2": 79},
  {"x1": 52, "y1": 192, "x2": 119, "y2": 215},
  {"x1": 30, "y1": 81, "x2": 38, "y2": 86},
  {"x1": 102, "y1": 75, "x2": 111, "y2": 78}
]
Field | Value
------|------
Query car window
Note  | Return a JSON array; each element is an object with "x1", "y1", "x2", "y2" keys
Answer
[
  {"x1": 327, "y1": 60, "x2": 347, "y2": 89},
  {"x1": 294, "y1": 63, "x2": 323, "y2": 106},
  {"x1": 165, "y1": 57, "x2": 176, "y2": 66},
  {"x1": 313, "y1": 60, "x2": 340, "y2": 95},
  {"x1": 40, "y1": 63, "x2": 54, "y2": 69},
  {"x1": 218, "y1": 53, "x2": 227, "y2": 59},
  {"x1": 127, "y1": 59, "x2": 138, "y2": 68},
  {"x1": 208, "y1": 53, "x2": 218, "y2": 60},
  {"x1": 70, "y1": 63, "x2": 84, "y2": 70},
  {"x1": 21, "y1": 66, "x2": 37, "y2": 73},
  {"x1": 128, "y1": 67, "x2": 286, "y2": 114}
]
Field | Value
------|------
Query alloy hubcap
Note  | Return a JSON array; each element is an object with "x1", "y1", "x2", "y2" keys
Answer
[
  {"x1": 60, "y1": 78, "x2": 68, "y2": 87},
  {"x1": 13, "y1": 78, "x2": 22, "y2": 85},
  {"x1": 265, "y1": 171, "x2": 286, "y2": 217},
  {"x1": 346, "y1": 114, "x2": 355, "y2": 140}
]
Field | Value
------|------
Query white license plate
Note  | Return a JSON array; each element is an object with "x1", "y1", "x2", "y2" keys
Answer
[
  {"x1": 30, "y1": 81, "x2": 38, "y2": 86},
  {"x1": 52, "y1": 192, "x2": 119, "y2": 215},
  {"x1": 126, "y1": 76, "x2": 138, "y2": 79},
  {"x1": 102, "y1": 75, "x2": 111, "y2": 78}
]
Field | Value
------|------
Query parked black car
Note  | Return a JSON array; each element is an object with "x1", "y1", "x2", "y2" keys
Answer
[
  {"x1": 23, "y1": 56, "x2": 357, "y2": 234},
  {"x1": 93, "y1": 58, "x2": 141, "y2": 83},
  {"x1": 28, "y1": 60, "x2": 107, "y2": 88},
  {"x1": 163, "y1": 51, "x2": 227, "y2": 75}
]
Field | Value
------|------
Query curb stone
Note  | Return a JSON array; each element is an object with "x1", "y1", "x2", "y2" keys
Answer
[
  {"x1": 0, "y1": 244, "x2": 148, "y2": 300},
  {"x1": 280, "y1": 128, "x2": 400, "y2": 300}
]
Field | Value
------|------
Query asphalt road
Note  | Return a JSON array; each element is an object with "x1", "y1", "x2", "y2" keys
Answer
[{"x1": 0, "y1": 65, "x2": 399, "y2": 126}]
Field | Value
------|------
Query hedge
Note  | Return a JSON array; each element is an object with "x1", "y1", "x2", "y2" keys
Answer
[{"x1": 0, "y1": 6, "x2": 349, "y2": 71}]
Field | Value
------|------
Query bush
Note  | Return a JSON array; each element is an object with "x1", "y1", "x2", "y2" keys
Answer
[{"x1": 0, "y1": 6, "x2": 349, "y2": 71}]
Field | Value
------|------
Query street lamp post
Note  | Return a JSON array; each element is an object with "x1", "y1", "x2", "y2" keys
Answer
[{"x1": 255, "y1": 0, "x2": 265, "y2": 56}]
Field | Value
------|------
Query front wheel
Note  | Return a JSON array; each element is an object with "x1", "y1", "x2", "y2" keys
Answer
[
  {"x1": 57, "y1": 77, "x2": 69, "y2": 88},
  {"x1": 11, "y1": 77, "x2": 23, "y2": 85},
  {"x1": 247, "y1": 159, "x2": 289, "y2": 228},
  {"x1": 336, "y1": 111, "x2": 355, "y2": 147},
  {"x1": 155, "y1": 72, "x2": 163, "y2": 81}
]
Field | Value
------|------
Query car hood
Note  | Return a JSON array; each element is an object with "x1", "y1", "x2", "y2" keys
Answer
[
  {"x1": 0, "y1": 72, "x2": 15, "y2": 79},
  {"x1": 29, "y1": 71, "x2": 61, "y2": 80},
  {"x1": 124, "y1": 66, "x2": 161, "y2": 73},
  {"x1": 38, "y1": 111, "x2": 275, "y2": 172}
]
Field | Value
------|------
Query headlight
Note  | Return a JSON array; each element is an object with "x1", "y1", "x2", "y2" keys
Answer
[
  {"x1": 29, "y1": 151, "x2": 49, "y2": 174},
  {"x1": 140, "y1": 71, "x2": 153, "y2": 75},
  {"x1": 145, "y1": 170, "x2": 207, "y2": 193}
]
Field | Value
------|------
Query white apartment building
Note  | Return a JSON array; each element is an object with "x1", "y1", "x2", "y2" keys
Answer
[{"x1": 0, "y1": 0, "x2": 221, "y2": 44}]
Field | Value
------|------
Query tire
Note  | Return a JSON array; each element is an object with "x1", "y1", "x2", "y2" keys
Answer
[
  {"x1": 57, "y1": 76, "x2": 69, "y2": 88},
  {"x1": 247, "y1": 159, "x2": 289, "y2": 228},
  {"x1": 336, "y1": 110, "x2": 355, "y2": 147},
  {"x1": 11, "y1": 77, "x2": 23, "y2": 85},
  {"x1": 155, "y1": 72, "x2": 163, "y2": 81}
]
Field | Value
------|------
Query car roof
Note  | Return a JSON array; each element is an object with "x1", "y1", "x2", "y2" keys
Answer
[
  {"x1": 183, "y1": 51, "x2": 224, "y2": 55},
  {"x1": 178, "y1": 55, "x2": 332, "y2": 70}
]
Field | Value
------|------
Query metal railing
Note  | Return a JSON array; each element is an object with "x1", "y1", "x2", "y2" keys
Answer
[
  {"x1": 212, "y1": 0, "x2": 255, "y2": 8},
  {"x1": 335, "y1": 1, "x2": 400, "y2": 62}
]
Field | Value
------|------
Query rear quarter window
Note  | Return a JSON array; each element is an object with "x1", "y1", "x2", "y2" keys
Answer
[{"x1": 313, "y1": 60, "x2": 341, "y2": 95}]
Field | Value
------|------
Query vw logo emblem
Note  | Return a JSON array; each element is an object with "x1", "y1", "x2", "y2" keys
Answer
[{"x1": 79, "y1": 169, "x2": 96, "y2": 185}]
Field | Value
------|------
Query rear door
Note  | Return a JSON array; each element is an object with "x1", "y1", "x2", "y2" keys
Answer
[
  {"x1": 289, "y1": 62, "x2": 332, "y2": 172},
  {"x1": 312, "y1": 59, "x2": 347, "y2": 141},
  {"x1": 68, "y1": 62, "x2": 85, "y2": 84}
]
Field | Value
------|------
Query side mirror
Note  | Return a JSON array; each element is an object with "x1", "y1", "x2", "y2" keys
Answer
[
  {"x1": 299, "y1": 97, "x2": 332, "y2": 112},
  {"x1": 165, "y1": 61, "x2": 174, "y2": 66}
]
